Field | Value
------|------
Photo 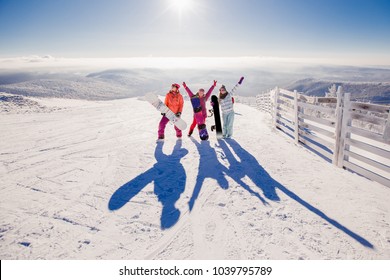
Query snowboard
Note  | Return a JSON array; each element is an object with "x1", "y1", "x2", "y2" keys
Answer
[
  {"x1": 210, "y1": 95, "x2": 222, "y2": 139},
  {"x1": 190, "y1": 95, "x2": 209, "y2": 141},
  {"x1": 145, "y1": 93, "x2": 187, "y2": 131},
  {"x1": 211, "y1": 77, "x2": 244, "y2": 139}
]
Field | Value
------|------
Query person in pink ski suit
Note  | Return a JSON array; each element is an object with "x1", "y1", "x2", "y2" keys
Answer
[{"x1": 182, "y1": 80, "x2": 217, "y2": 137}]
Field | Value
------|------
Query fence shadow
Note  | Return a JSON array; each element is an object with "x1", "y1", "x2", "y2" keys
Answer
[
  {"x1": 221, "y1": 138, "x2": 373, "y2": 248},
  {"x1": 108, "y1": 140, "x2": 188, "y2": 230}
]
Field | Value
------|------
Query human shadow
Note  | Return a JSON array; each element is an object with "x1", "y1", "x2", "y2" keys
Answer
[
  {"x1": 221, "y1": 138, "x2": 373, "y2": 248},
  {"x1": 217, "y1": 140, "x2": 278, "y2": 205},
  {"x1": 108, "y1": 140, "x2": 188, "y2": 230},
  {"x1": 188, "y1": 137, "x2": 229, "y2": 211}
]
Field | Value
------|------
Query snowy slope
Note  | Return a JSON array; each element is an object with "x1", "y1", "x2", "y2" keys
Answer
[
  {"x1": 0, "y1": 77, "x2": 132, "y2": 100},
  {"x1": 0, "y1": 96, "x2": 389, "y2": 260}
]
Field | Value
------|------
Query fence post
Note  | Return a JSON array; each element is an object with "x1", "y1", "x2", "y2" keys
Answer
[
  {"x1": 273, "y1": 87, "x2": 279, "y2": 128},
  {"x1": 384, "y1": 112, "x2": 390, "y2": 141},
  {"x1": 337, "y1": 92, "x2": 351, "y2": 168},
  {"x1": 267, "y1": 92, "x2": 270, "y2": 113},
  {"x1": 333, "y1": 87, "x2": 344, "y2": 165},
  {"x1": 258, "y1": 93, "x2": 263, "y2": 110},
  {"x1": 267, "y1": 92, "x2": 271, "y2": 114},
  {"x1": 262, "y1": 92, "x2": 265, "y2": 112},
  {"x1": 294, "y1": 90, "x2": 299, "y2": 144}
]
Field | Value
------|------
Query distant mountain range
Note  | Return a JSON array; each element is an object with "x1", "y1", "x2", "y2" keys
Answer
[
  {"x1": 286, "y1": 78, "x2": 390, "y2": 104},
  {"x1": 0, "y1": 64, "x2": 389, "y2": 104}
]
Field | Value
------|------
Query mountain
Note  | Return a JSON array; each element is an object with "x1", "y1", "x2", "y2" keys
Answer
[
  {"x1": 1, "y1": 64, "x2": 390, "y2": 101},
  {"x1": 287, "y1": 78, "x2": 390, "y2": 104}
]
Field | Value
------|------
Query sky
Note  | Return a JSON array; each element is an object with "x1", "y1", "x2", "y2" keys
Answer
[{"x1": 0, "y1": 0, "x2": 390, "y2": 65}]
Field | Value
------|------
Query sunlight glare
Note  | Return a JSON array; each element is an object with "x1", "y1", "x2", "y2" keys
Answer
[{"x1": 170, "y1": 0, "x2": 194, "y2": 13}]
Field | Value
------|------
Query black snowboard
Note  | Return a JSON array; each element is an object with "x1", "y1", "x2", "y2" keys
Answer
[{"x1": 211, "y1": 95, "x2": 222, "y2": 139}]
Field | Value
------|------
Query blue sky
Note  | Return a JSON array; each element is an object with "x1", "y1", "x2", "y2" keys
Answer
[{"x1": 0, "y1": 0, "x2": 389, "y2": 65}]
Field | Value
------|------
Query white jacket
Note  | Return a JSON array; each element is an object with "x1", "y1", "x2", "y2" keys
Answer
[
  {"x1": 220, "y1": 91, "x2": 233, "y2": 114},
  {"x1": 220, "y1": 83, "x2": 240, "y2": 114}
]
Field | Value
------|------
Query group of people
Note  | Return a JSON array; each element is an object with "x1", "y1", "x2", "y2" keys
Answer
[{"x1": 157, "y1": 81, "x2": 237, "y2": 141}]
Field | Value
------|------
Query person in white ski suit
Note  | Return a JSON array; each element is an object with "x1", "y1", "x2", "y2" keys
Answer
[{"x1": 218, "y1": 83, "x2": 240, "y2": 138}]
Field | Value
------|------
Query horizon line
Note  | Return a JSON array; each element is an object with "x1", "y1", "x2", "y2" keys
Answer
[{"x1": 1, "y1": 55, "x2": 390, "y2": 69}]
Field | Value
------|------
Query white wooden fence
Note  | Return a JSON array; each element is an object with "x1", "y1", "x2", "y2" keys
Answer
[
  {"x1": 255, "y1": 87, "x2": 390, "y2": 187},
  {"x1": 235, "y1": 96, "x2": 258, "y2": 108},
  {"x1": 256, "y1": 91, "x2": 272, "y2": 114}
]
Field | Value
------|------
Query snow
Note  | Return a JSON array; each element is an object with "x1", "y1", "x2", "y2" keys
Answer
[{"x1": 1, "y1": 95, "x2": 389, "y2": 260}]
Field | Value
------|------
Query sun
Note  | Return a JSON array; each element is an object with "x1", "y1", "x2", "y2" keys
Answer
[{"x1": 170, "y1": 0, "x2": 194, "y2": 13}]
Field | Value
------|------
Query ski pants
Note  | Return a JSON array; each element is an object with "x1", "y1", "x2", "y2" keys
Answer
[
  {"x1": 158, "y1": 116, "x2": 182, "y2": 138},
  {"x1": 189, "y1": 115, "x2": 206, "y2": 132},
  {"x1": 222, "y1": 111, "x2": 234, "y2": 138}
]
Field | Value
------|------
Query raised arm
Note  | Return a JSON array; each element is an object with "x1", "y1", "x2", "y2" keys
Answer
[
  {"x1": 230, "y1": 77, "x2": 244, "y2": 96},
  {"x1": 182, "y1": 82, "x2": 195, "y2": 98},
  {"x1": 205, "y1": 80, "x2": 217, "y2": 101}
]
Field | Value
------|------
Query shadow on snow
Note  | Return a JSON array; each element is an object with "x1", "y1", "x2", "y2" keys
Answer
[
  {"x1": 219, "y1": 139, "x2": 374, "y2": 248},
  {"x1": 108, "y1": 140, "x2": 188, "y2": 230},
  {"x1": 108, "y1": 136, "x2": 373, "y2": 248},
  {"x1": 188, "y1": 137, "x2": 229, "y2": 211}
]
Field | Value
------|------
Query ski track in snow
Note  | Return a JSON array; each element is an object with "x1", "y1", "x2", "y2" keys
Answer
[{"x1": 1, "y1": 96, "x2": 389, "y2": 260}]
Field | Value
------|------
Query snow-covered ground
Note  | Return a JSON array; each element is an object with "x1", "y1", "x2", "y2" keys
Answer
[{"x1": 1, "y1": 95, "x2": 389, "y2": 260}]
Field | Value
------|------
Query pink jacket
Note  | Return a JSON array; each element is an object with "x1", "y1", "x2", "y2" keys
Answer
[{"x1": 184, "y1": 85, "x2": 215, "y2": 118}]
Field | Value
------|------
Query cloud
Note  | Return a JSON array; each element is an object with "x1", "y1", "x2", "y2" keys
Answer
[
  {"x1": 0, "y1": 56, "x2": 323, "y2": 73},
  {"x1": 21, "y1": 55, "x2": 56, "y2": 63}
]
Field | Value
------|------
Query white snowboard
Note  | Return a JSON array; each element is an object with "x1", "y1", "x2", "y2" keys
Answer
[{"x1": 145, "y1": 93, "x2": 187, "y2": 131}]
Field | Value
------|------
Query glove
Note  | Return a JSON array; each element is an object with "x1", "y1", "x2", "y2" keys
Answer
[
  {"x1": 182, "y1": 82, "x2": 187, "y2": 88},
  {"x1": 213, "y1": 80, "x2": 217, "y2": 87},
  {"x1": 176, "y1": 112, "x2": 181, "y2": 117}
]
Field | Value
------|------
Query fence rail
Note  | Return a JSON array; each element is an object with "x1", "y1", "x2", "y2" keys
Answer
[{"x1": 254, "y1": 87, "x2": 390, "y2": 187}]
